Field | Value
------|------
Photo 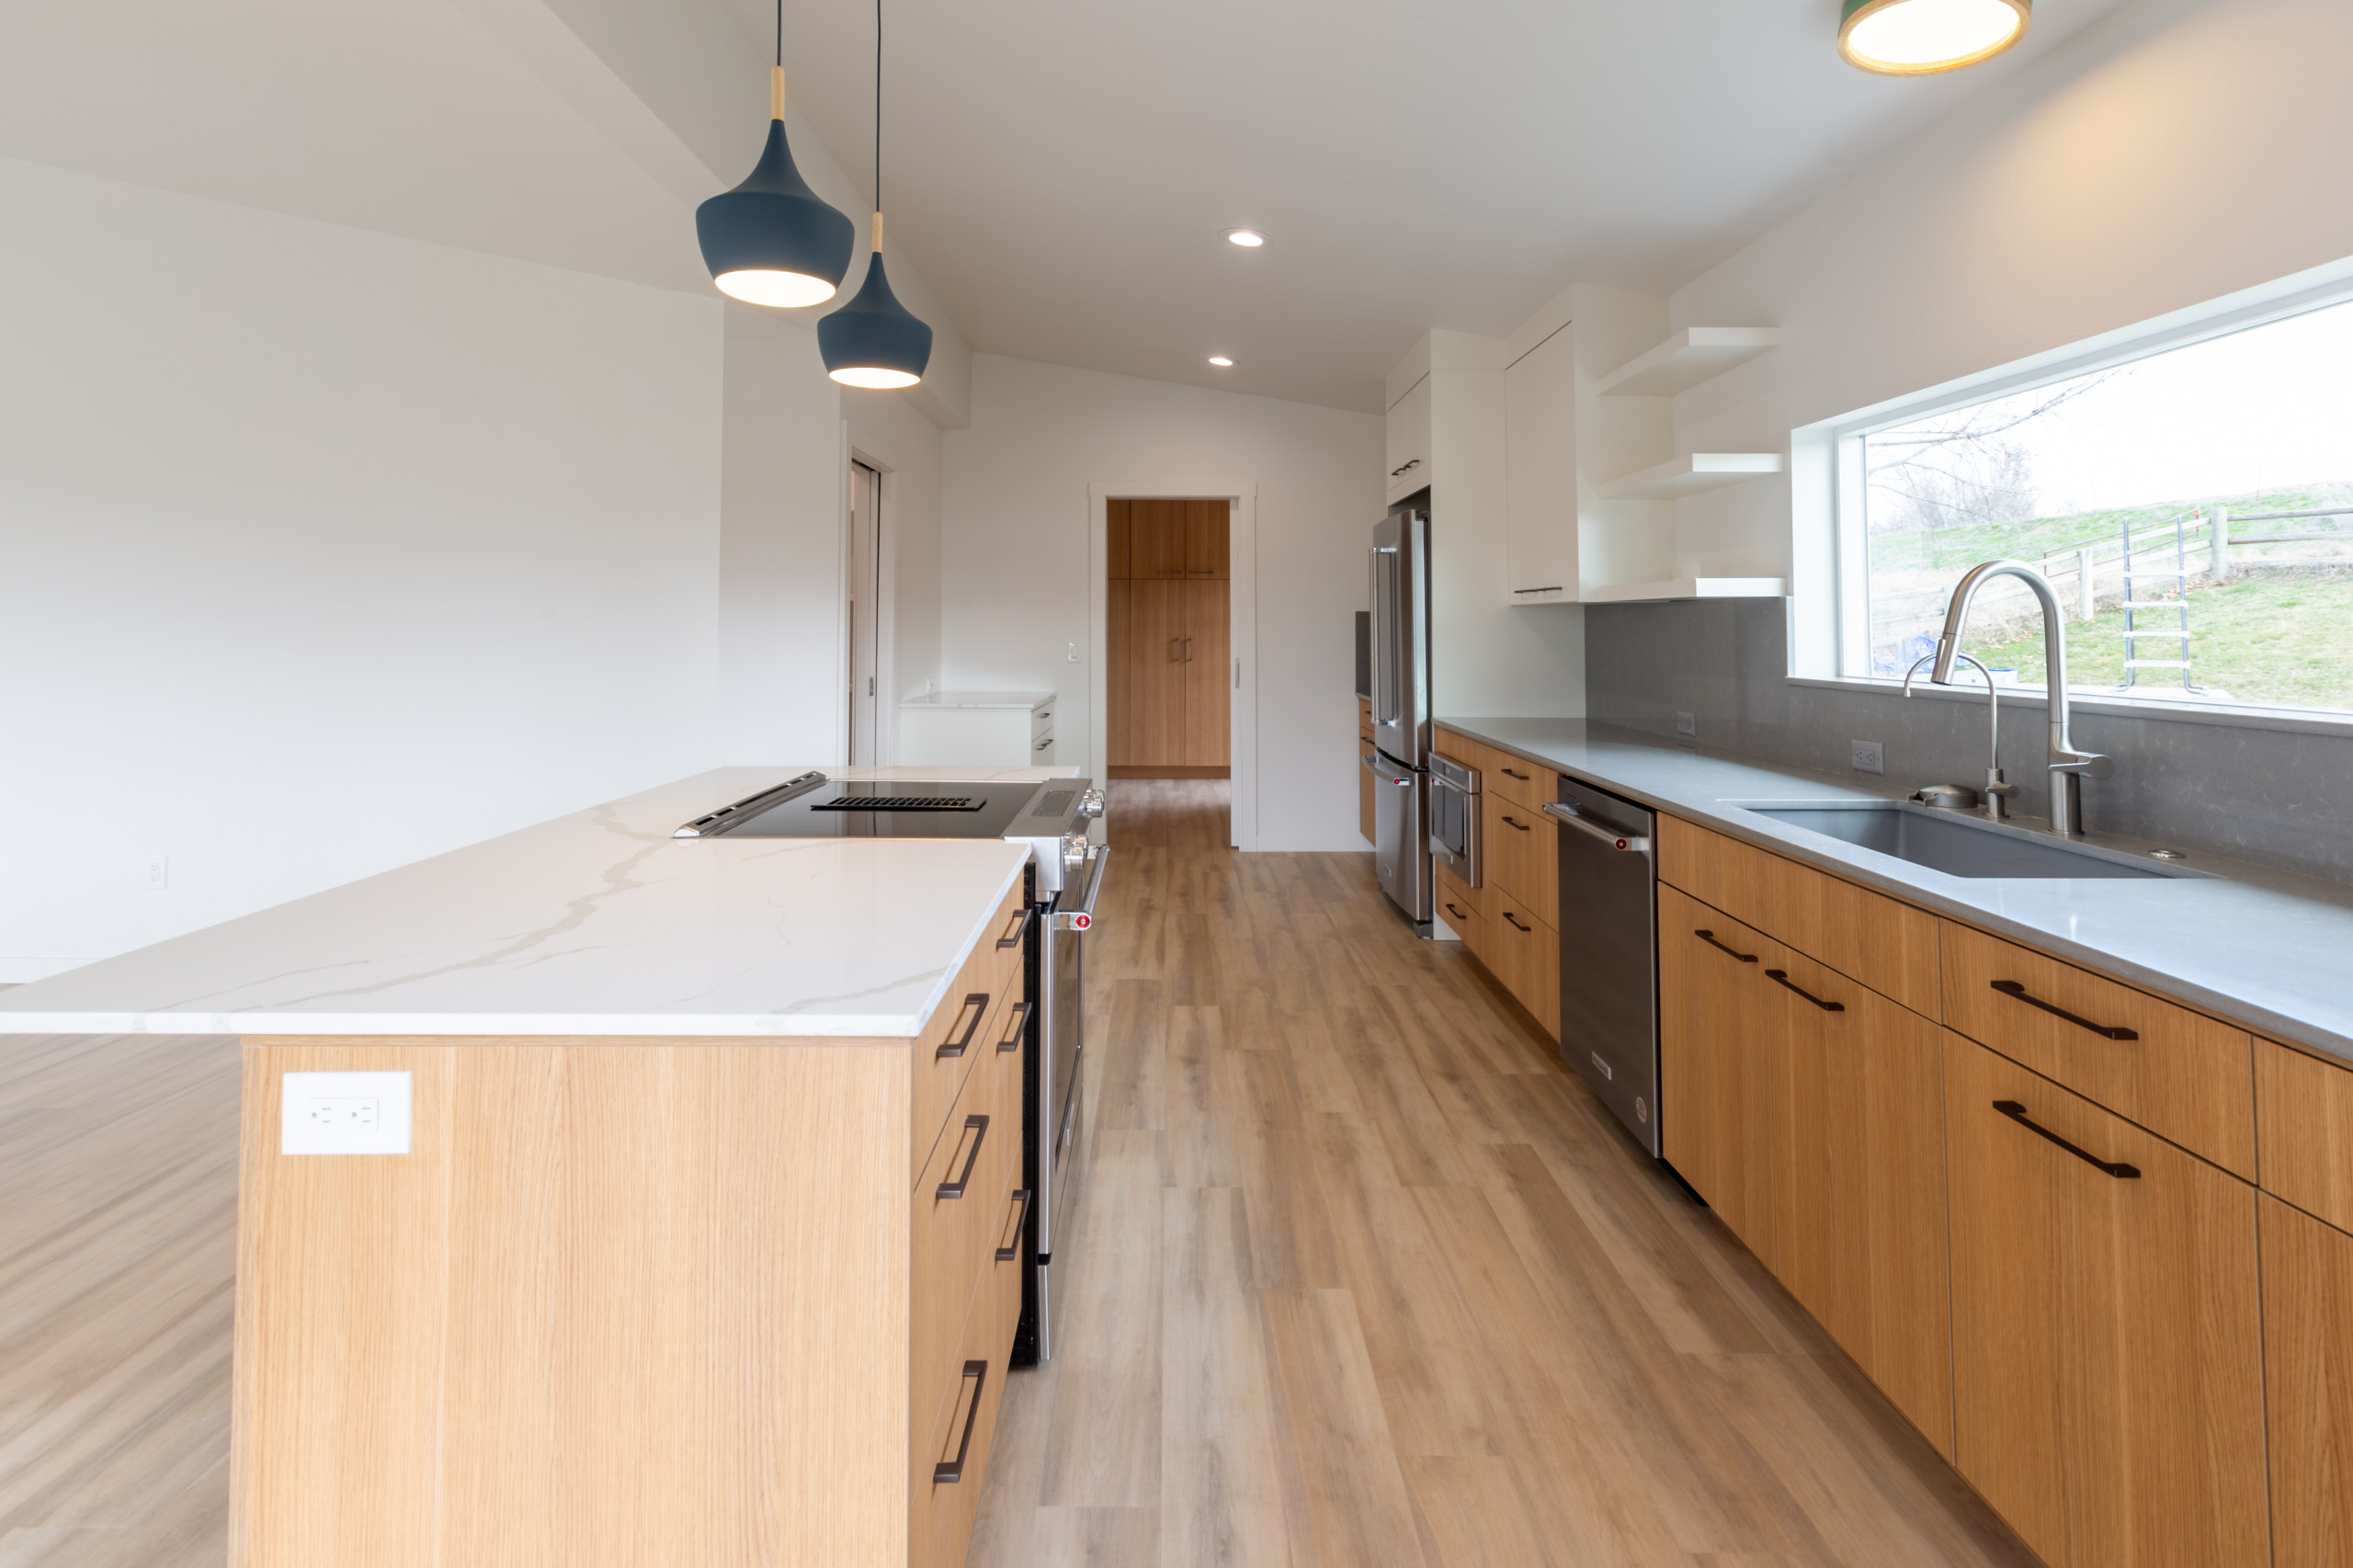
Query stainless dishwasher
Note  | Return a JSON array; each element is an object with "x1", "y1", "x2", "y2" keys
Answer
[{"x1": 1542, "y1": 777, "x2": 1660, "y2": 1155}]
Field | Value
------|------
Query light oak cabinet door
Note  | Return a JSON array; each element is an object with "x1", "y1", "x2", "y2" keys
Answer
[
  {"x1": 1946, "y1": 1033, "x2": 2268, "y2": 1568},
  {"x1": 2256, "y1": 1037, "x2": 2353, "y2": 1232},
  {"x1": 1492, "y1": 890, "x2": 1557, "y2": 1040},
  {"x1": 1126, "y1": 498, "x2": 1188, "y2": 578},
  {"x1": 1111, "y1": 579, "x2": 1187, "y2": 767},
  {"x1": 1182, "y1": 498, "x2": 1229, "y2": 577},
  {"x1": 1179, "y1": 578, "x2": 1229, "y2": 766},
  {"x1": 1657, "y1": 888, "x2": 1777, "y2": 1267},
  {"x1": 1765, "y1": 946, "x2": 1953, "y2": 1454},
  {"x1": 2261, "y1": 1194, "x2": 2353, "y2": 1568},
  {"x1": 1482, "y1": 790, "x2": 1555, "y2": 918}
]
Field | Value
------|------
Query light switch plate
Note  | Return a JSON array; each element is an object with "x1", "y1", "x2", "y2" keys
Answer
[
  {"x1": 1850, "y1": 739, "x2": 1885, "y2": 775},
  {"x1": 1675, "y1": 711, "x2": 1696, "y2": 737},
  {"x1": 281, "y1": 1071, "x2": 413, "y2": 1155}
]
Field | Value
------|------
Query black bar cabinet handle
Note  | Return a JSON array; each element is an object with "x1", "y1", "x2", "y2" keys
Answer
[
  {"x1": 995, "y1": 1001, "x2": 1030, "y2": 1052},
  {"x1": 1445, "y1": 902, "x2": 1471, "y2": 922},
  {"x1": 1694, "y1": 928, "x2": 1758, "y2": 964},
  {"x1": 1503, "y1": 911, "x2": 1531, "y2": 933},
  {"x1": 995, "y1": 908, "x2": 1028, "y2": 949},
  {"x1": 934, "y1": 1359, "x2": 990, "y2": 1482},
  {"x1": 1501, "y1": 814, "x2": 1531, "y2": 833},
  {"x1": 937, "y1": 1114, "x2": 989, "y2": 1199},
  {"x1": 1990, "y1": 980, "x2": 2139, "y2": 1040},
  {"x1": 995, "y1": 1188, "x2": 1032, "y2": 1261},
  {"x1": 1765, "y1": 968, "x2": 1845, "y2": 1012},
  {"x1": 936, "y1": 994, "x2": 989, "y2": 1059},
  {"x1": 1499, "y1": 767, "x2": 1529, "y2": 780},
  {"x1": 1992, "y1": 1099, "x2": 2142, "y2": 1178}
]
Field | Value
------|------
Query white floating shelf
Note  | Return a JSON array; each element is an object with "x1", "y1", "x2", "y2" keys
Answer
[
  {"x1": 1596, "y1": 452, "x2": 1785, "y2": 501},
  {"x1": 1582, "y1": 576, "x2": 1788, "y2": 605},
  {"x1": 1597, "y1": 327, "x2": 1780, "y2": 398}
]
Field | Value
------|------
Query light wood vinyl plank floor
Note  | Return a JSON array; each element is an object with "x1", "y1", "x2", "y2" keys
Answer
[
  {"x1": 967, "y1": 778, "x2": 2038, "y2": 1568},
  {"x1": 0, "y1": 781, "x2": 2038, "y2": 1568}
]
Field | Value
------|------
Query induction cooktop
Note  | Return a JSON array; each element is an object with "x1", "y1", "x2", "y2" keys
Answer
[{"x1": 675, "y1": 775, "x2": 1036, "y2": 840}]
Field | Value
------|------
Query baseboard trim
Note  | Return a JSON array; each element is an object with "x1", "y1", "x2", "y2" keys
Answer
[
  {"x1": 1108, "y1": 766, "x2": 1231, "y2": 779},
  {"x1": 0, "y1": 957, "x2": 99, "y2": 983}
]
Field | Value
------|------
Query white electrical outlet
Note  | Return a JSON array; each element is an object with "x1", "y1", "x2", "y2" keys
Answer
[
  {"x1": 281, "y1": 1071, "x2": 413, "y2": 1155},
  {"x1": 1850, "y1": 739, "x2": 1885, "y2": 775},
  {"x1": 1066, "y1": 642, "x2": 1081, "y2": 663},
  {"x1": 144, "y1": 855, "x2": 169, "y2": 891},
  {"x1": 1675, "y1": 711, "x2": 1697, "y2": 737}
]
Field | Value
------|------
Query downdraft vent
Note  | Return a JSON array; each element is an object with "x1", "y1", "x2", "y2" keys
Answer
[{"x1": 810, "y1": 796, "x2": 985, "y2": 812}]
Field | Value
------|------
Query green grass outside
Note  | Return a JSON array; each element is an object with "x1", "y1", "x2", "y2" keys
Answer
[
  {"x1": 1960, "y1": 572, "x2": 2353, "y2": 711},
  {"x1": 1866, "y1": 489, "x2": 2335, "y2": 578}
]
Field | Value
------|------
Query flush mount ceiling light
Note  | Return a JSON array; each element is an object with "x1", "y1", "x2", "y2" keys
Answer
[
  {"x1": 1208, "y1": 356, "x2": 1234, "y2": 367},
  {"x1": 695, "y1": 0, "x2": 855, "y2": 307},
  {"x1": 820, "y1": 0, "x2": 933, "y2": 389},
  {"x1": 1223, "y1": 229, "x2": 1267, "y2": 247},
  {"x1": 1839, "y1": 0, "x2": 2029, "y2": 74}
]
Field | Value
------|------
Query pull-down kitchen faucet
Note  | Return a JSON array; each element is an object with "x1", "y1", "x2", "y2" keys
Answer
[{"x1": 1927, "y1": 560, "x2": 2110, "y2": 836}]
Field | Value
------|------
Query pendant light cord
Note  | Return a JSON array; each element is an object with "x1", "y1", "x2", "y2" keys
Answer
[
  {"x1": 873, "y1": 0, "x2": 883, "y2": 219},
  {"x1": 775, "y1": 0, "x2": 781, "y2": 68}
]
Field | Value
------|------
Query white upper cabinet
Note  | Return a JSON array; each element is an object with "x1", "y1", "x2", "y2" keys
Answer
[
  {"x1": 1504, "y1": 325, "x2": 1577, "y2": 604},
  {"x1": 1384, "y1": 373, "x2": 1431, "y2": 503}
]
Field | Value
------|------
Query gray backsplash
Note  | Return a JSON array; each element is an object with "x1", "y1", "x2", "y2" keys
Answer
[{"x1": 1585, "y1": 598, "x2": 2353, "y2": 884}]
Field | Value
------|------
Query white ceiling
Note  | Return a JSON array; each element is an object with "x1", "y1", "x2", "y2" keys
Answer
[
  {"x1": 0, "y1": 0, "x2": 2127, "y2": 414},
  {"x1": 759, "y1": 0, "x2": 2125, "y2": 409}
]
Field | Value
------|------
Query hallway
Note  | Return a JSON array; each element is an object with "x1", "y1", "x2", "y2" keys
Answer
[{"x1": 966, "y1": 778, "x2": 2035, "y2": 1567}]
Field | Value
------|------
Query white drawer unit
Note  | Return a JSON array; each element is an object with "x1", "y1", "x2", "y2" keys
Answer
[{"x1": 899, "y1": 691, "x2": 1057, "y2": 767}]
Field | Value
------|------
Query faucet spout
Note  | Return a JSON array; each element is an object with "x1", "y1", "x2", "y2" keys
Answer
[{"x1": 1927, "y1": 559, "x2": 2110, "y2": 836}]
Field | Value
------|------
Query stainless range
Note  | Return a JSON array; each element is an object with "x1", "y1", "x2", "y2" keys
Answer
[{"x1": 672, "y1": 771, "x2": 1106, "y2": 1363}]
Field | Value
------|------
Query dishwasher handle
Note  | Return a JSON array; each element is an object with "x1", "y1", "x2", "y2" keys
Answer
[{"x1": 1541, "y1": 801, "x2": 1651, "y2": 854}]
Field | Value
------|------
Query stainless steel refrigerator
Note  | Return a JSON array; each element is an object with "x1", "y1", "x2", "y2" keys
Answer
[{"x1": 1365, "y1": 507, "x2": 1433, "y2": 931}]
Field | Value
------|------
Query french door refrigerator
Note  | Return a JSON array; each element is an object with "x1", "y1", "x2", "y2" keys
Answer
[{"x1": 1366, "y1": 507, "x2": 1432, "y2": 931}]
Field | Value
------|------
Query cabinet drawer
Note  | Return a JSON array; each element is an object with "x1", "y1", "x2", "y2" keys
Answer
[
  {"x1": 1483, "y1": 753, "x2": 1555, "y2": 815},
  {"x1": 1434, "y1": 856, "x2": 1487, "y2": 928},
  {"x1": 911, "y1": 1010, "x2": 1025, "y2": 1451},
  {"x1": 2256, "y1": 1037, "x2": 2353, "y2": 1231},
  {"x1": 910, "y1": 1241, "x2": 1018, "y2": 1568},
  {"x1": 1482, "y1": 791, "x2": 1555, "y2": 917},
  {"x1": 1492, "y1": 890, "x2": 1559, "y2": 1040},
  {"x1": 913, "y1": 885, "x2": 1029, "y2": 1181},
  {"x1": 1658, "y1": 816, "x2": 1939, "y2": 1018},
  {"x1": 1942, "y1": 923, "x2": 2253, "y2": 1177}
]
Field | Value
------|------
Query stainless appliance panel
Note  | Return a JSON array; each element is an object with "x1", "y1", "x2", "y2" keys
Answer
[
  {"x1": 1367, "y1": 750, "x2": 1432, "y2": 926},
  {"x1": 1548, "y1": 778, "x2": 1661, "y2": 1154},
  {"x1": 1369, "y1": 509, "x2": 1429, "y2": 765},
  {"x1": 1427, "y1": 750, "x2": 1480, "y2": 885},
  {"x1": 1017, "y1": 841, "x2": 1106, "y2": 1365}
]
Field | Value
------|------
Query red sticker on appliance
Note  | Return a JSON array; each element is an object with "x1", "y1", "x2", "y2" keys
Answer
[{"x1": 1070, "y1": 913, "x2": 1091, "y2": 929}]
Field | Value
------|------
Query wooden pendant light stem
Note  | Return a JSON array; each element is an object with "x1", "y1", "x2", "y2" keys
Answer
[
  {"x1": 770, "y1": 65, "x2": 787, "y2": 121},
  {"x1": 872, "y1": 211, "x2": 884, "y2": 252}
]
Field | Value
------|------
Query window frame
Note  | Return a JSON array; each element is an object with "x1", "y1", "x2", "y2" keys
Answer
[{"x1": 1803, "y1": 258, "x2": 2353, "y2": 735}]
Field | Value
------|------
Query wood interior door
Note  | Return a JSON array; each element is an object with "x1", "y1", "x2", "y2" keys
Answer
[
  {"x1": 1656, "y1": 889, "x2": 1777, "y2": 1267},
  {"x1": 1179, "y1": 577, "x2": 1229, "y2": 766},
  {"x1": 1120, "y1": 579, "x2": 1188, "y2": 767},
  {"x1": 1768, "y1": 958, "x2": 1952, "y2": 1454},
  {"x1": 1946, "y1": 1032, "x2": 2268, "y2": 1568}
]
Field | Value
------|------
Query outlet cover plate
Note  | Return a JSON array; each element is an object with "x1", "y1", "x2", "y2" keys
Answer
[
  {"x1": 1675, "y1": 711, "x2": 1697, "y2": 737},
  {"x1": 282, "y1": 1070, "x2": 413, "y2": 1155},
  {"x1": 1850, "y1": 740, "x2": 1885, "y2": 775}
]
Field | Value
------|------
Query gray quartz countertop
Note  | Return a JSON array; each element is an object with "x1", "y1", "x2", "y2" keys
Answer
[{"x1": 1438, "y1": 717, "x2": 2353, "y2": 1065}]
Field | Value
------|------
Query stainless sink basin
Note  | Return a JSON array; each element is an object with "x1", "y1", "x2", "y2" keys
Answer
[{"x1": 1737, "y1": 801, "x2": 2209, "y2": 881}]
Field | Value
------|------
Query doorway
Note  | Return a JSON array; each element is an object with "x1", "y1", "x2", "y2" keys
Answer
[
  {"x1": 1105, "y1": 498, "x2": 1230, "y2": 779},
  {"x1": 847, "y1": 460, "x2": 881, "y2": 765}
]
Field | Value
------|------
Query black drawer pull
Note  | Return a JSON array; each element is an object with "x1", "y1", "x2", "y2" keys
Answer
[
  {"x1": 1445, "y1": 902, "x2": 1470, "y2": 921},
  {"x1": 995, "y1": 908, "x2": 1028, "y2": 949},
  {"x1": 1990, "y1": 980, "x2": 2138, "y2": 1040},
  {"x1": 934, "y1": 1359, "x2": 989, "y2": 1483},
  {"x1": 1500, "y1": 767, "x2": 1529, "y2": 780},
  {"x1": 1500, "y1": 814, "x2": 1531, "y2": 832},
  {"x1": 1765, "y1": 968, "x2": 1845, "y2": 1012},
  {"x1": 995, "y1": 1000, "x2": 1030, "y2": 1051},
  {"x1": 995, "y1": 1188, "x2": 1032, "y2": 1261},
  {"x1": 1694, "y1": 928, "x2": 1758, "y2": 964},
  {"x1": 1993, "y1": 1099, "x2": 2142, "y2": 1178},
  {"x1": 1503, "y1": 911, "x2": 1531, "y2": 933},
  {"x1": 937, "y1": 994, "x2": 989, "y2": 1059},
  {"x1": 937, "y1": 1114, "x2": 989, "y2": 1199}
]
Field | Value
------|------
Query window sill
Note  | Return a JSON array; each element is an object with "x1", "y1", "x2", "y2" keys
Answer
[{"x1": 1787, "y1": 676, "x2": 2353, "y2": 740}]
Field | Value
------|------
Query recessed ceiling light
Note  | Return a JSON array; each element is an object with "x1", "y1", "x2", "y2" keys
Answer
[
  {"x1": 1223, "y1": 229, "x2": 1266, "y2": 248},
  {"x1": 1838, "y1": 0, "x2": 2029, "y2": 74},
  {"x1": 1208, "y1": 355, "x2": 1234, "y2": 368}
]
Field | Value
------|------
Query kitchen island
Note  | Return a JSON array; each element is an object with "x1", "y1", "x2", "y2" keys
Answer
[{"x1": 0, "y1": 765, "x2": 1074, "y2": 1568}]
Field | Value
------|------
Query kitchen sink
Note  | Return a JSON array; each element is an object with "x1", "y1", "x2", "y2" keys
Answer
[{"x1": 1737, "y1": 801, "x2": 2209, "y2": 881}]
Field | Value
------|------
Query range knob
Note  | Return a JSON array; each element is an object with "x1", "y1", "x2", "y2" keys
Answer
[
  {"x1": 1062, "y1": 832, "x2": 1089, "y2": 875},
  {"x1": 1076, "y1": 788, "x2": 1106, "y2": 821}
]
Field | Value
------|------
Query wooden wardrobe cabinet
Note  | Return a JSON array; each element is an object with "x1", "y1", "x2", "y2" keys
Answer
[{"x1": 1108, "y1": 499, "x2": 1229, "y2": 772}]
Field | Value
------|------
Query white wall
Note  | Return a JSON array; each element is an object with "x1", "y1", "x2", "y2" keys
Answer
[
  {"x1": 1664, "y1": 0, "x2": 2353, "y2": 603},
  {"x1": 940, "y1": 355, "x2": 1381, "y2": 848},
  {"x1": 0, "y1": 156, "x2": 731, "y2": 977},
  {"x1": 844, "y1": 386, "x2": 946, "y2": 712}
]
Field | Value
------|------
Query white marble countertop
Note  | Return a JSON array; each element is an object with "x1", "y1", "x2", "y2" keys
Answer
[
  {"x1": 899, "y1": 690, "x2": 1056, "y2": 710},
  {"x1": 1441, "y1": 718, "x2": 2353, "y2": 1064},
  {"x1": 0, "y1": 765, "x2": 1076, "y2": 1040}
]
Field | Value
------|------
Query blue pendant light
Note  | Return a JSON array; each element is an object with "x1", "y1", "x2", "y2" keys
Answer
[
  {"x1": 821, "y1": 0, "x2": 932, "y2": 389},
  {"x1": 695, "y1": 1, "x2": 854, "y2": 308}
]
